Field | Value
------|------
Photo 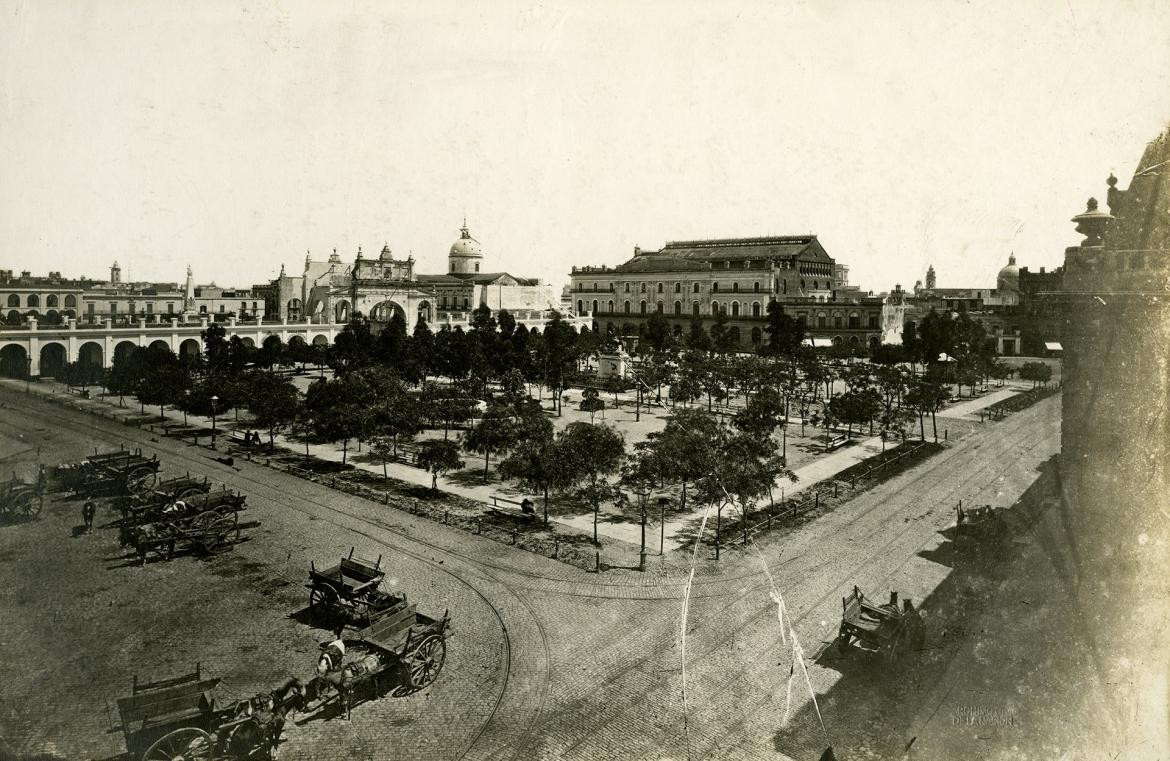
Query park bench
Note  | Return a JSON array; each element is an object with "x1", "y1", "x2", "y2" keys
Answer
[
  {"x1": 486, "y1": 495, "x2": 537, "y2": 522},
  {"x1": 825, "y1": 434, "x2": 850, "y2": 451},
  {"x1": 228, "y1": 430, "x2": 253, "y2": 448}
]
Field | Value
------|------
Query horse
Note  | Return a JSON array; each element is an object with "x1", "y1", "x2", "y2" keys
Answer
[
  {"x1": 305, "y1": 651, "x2": 390, "y2": 720},
  {"x1": 224, "y1": 678, "x2": 305, "y2": 759}
]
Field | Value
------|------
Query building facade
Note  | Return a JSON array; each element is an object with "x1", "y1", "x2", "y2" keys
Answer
[
  {"x1": 2, "y1": 265, "x2": 265, "y2": 326},
  {"x1": 569, "y1": 235, "x2": 885, "y2": 350},
  {"x1": 264, "y1": 222, "x2": 565, "y2": 330},
  {"x1": 1057, "y1": 126, "x2": 1170, "y2": 757}
]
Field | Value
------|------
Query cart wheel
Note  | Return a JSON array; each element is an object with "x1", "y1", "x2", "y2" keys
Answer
[
  {"x1": 125, "y1": 468, "x2": 157, "y2": 496},
  {"x1": 201, "y1": 512, "x2": 239, "y2": 553},
  {"x1": 142, "y1": 726, "x2": 213, "y2": 760},
  {"x1": 14, "y1": 491, "x2": 42, "y2": 518},
  {"x1": 176, "y1": 486, "x2": 202, "y2": 499},
  {"x1": 310, "y1": 585, "x2": 342, "y2": 626},
  {"x1": 395, "y1": 634, "x2": 447, "y2": 695}
]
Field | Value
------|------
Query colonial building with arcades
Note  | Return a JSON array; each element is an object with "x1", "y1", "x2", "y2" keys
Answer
[{"x1": 568, "y1": 235, "x2": 886, "y2": 350}]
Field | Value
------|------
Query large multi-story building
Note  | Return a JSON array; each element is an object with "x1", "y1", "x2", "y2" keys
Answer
[
  {"x1": 1057, "y1": 124, "x2": 1170, "y2": 758},
  {"x1": 1, "y1": 263, "x2": 266, "y2": 325},
  {"x1": 568, "y1": 235, "x2": 886, "y2": 350},
  {"x1": 263, "y1": 222, "x2": 566, "y2": 331}
]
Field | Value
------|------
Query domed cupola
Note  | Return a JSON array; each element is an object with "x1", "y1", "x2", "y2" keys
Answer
[
  {"x1": 448, "y1": 220, "x2": 484, "y2": 274},
  {"x1": 997, "y1": 253, "x2": 1020, "y2": 292}
]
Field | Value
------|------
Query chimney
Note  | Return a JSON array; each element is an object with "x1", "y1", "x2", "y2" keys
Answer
[{"x1": 1040, "y1": 266, "x2": 1045, "y2": 274}]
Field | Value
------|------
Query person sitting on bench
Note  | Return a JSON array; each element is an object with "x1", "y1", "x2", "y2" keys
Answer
[{"x1": 520, "y1": 498, "x2": 535, "y2": 515}]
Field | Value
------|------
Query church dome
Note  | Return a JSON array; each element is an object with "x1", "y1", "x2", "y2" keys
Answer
[
  {"x1": 997, "y1": 253, "x2": 1020, "y2": 291},
  {"x1": 449, "y1": 222, "x2": 482, "y2": 257},
  {"x1": 448, "y1": 221, "x2": 484, "y2": 274}
]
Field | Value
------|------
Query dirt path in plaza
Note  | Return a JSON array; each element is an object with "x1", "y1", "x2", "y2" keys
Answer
[{"x1": 0, "y1": 385, "x2": 1061, "y2": 761}]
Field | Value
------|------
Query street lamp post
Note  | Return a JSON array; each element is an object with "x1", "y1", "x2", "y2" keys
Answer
[
  {"x1": 25, "y1": 357, "x2": 31, "y2": 394},
  {"x1": 715, "y1": 501, "x2": 725, "y2": 561},
  {"x1": 658, "y1": 496, "x2": 670, "y2": 555},
  {"x1": 210, "y1": 395, "x2": 219, "y2": 446},
  {"x1": 637, "y1": 489, "x2": 648, "y2": 571},
  {"x1": 182, "y1": 389, "x2": 190, "y2": 426}
]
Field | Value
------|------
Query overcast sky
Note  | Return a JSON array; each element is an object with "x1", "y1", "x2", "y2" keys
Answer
[{"x1": 2, "y1": 1, "x2": 1168, "y2": 294}]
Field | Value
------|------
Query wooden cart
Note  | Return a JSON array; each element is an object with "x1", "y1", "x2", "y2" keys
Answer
[
  {"x1": 836, "y1": 586, "x2": 924, "y2": 664},
  {"x1": 116, "y1": 664, "x2": 301, "y2": 760},
  {"x1": 305, "y1": 601, "x2": 451, "y2": 719},
  {"x1": 307, "y1": 548, "x2": 408, "y2": 629},
  {"x1": 0, "y1": 474, "x2": 43, "y2": 520},
  {"x1": 46, "y1": 447, "x2": 161, "y2": 498},
  {"x1": 123, "y1": 490, "x2": 256, "y2": 564},
  {"x1": 955, "y1": 504, "x2": 1008, "y2": 549}
]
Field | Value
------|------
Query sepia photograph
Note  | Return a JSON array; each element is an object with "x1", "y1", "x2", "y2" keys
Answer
[{"x1": 1, "y1": 1, "x2": 1168, "y2": 759}]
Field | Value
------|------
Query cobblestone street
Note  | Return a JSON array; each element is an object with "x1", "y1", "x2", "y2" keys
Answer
[{"x1": 0, "y1": 384, "x2": 1063, "y2": 760}]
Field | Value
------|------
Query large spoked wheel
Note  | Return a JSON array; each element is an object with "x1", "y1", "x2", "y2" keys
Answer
[
  {"x1": 201, "y1": 512, "x2": 239, "y2": 553},
  {"x1": 14, "y1": 491, "x2": 42, "y2": 518},
  {"x1": 143, "y1": 726, "x2": 213, "y2": 760},
  {"x1": 393, "y1": 635, "x2": 446, "y2": 696},
  {"x1": 176, "y1": 486, "x2": 204, "y2": 500},
  {"x1": 125, "y1": 468, "x2": 157, "y2": 497},
  {"x1": 310, "y1": 585, "x2": 343, "y2": 627}
]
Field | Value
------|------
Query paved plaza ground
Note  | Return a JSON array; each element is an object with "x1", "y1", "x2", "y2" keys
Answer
[{"x1": 0, "y1": 377, "x2": 1108, "y2": 761}]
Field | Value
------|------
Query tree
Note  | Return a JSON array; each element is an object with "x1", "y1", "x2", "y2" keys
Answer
[
  {"x1": 498, "y1": 430, "x2": 573, "y2": 524},
  {"x1": 733, "y1": 386, "x2": 785, "y2": 440},
  {"x1": 463, "y1": 403, "x2": 522, "y2": 482},
  {"x1": 368, "y1": 393, "x2": 424, "y2": 460},
  {"x1": 561, "y1": 422, "x2": 625, "y2": 544},
  {"x1": 1019, "y1": 361, "x2": 1052, "y2": 389},
  {"x1": 367, "y1": 436, "x2": 398, "y2": 480},
  {"x1": 201, "y1": 322, "x2": 231, "y2": 377},
  {"x1": 644, "y1": 311, "x2": 674, "y2": 354},
  {"x1": 709, "y1": 308, "x2": 736, "y2": 354},
  {"x1": 304, "y1": 373, "x2": 371, "y2": 464},
  {"x1": 579, "y1": 388, "x2": 606, "y2": 422},
  {"x1": 416, "y1": 439, "x2": 465, "y2": 492},
  {"x1": 134, "y1": 346, "x2": 189, "y2": 418},
  {"x1": 762, "y1": 301, "x2": 805, "y2": 357},
  {"x1": 686, "y1": 316, "x2": 712, "y2": 352},
  {"x1": 257, "y1": 335, "x2": 285, "y2": 369},
  {"x1": 240, "y1": 370, "x2": 300, "y2": 448},
  {"x1": 905, "y1": 374, "x2": 949, "y2": 442},
  {"x1": 648, "y1": 408, "x2": 721, "y2": 512}
]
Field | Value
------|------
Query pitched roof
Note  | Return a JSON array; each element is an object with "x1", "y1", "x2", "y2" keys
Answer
[{"x1": 658, "y1": 235, "x2": 828, "y2": 261}]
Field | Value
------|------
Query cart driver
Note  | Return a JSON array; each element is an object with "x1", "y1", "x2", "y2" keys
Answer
[{"x1": 317, "y1": 630, "x2": 346, "y2": 675}]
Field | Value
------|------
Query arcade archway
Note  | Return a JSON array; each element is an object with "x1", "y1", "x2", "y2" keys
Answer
[
  {"x1": 39, "y1": 343, "x2": 67, "y2": 377},
  {"x1": 0, "y1": 345, "x2": 29, "y2": 378}
]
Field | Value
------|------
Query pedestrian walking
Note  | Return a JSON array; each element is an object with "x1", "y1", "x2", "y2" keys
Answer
[{"x1": 82, "y1": 500, "x2": 96, "y2": 533}]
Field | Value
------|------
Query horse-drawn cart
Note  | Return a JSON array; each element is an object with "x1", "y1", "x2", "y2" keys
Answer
[
  {"x1": 119, "y1": 477, "x2": 217, "y2": 524},
  {"x1": 955, "y1": 504, "x2": 1008, "y2": 550},
  {"x1": 306, "y1": 599, "x2": 451, "y2": 718},
  {"x1": 0, "y1": 474, "x2": 43, "y2": 520},
  {"x1": 122, "y1": 490, "x2": 256, "y2": 564},
  {"x1": 836, "y1": 586, "x2": 925, "y2": 664},
  {"x1": 45, "y1": 447, "x2": 161, "y2": 498},
  {"x1": 116, "y1": 664, "x2": 303, "y2": 761},
  {"x1": 307, "y1": 548, "x2": 408, "y2": 630}
]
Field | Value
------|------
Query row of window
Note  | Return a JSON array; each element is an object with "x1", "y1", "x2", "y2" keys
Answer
[
  {"x1": 580, "y1": 277, "x2": 829, "y2": 295},
  {"x1": 4, "y1": 294, "x2": 78, "y2": 308},
  {"x1": 602, "y1": 321, "x2": 881, "y2": 348},
  {"x1": 578, "y1": 298, "x2": 879, "y2": 327}
]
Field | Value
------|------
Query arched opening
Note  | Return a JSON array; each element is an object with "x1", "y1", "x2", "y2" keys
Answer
[
  {"x1": 312, "y1": 334, "x2": 330, "y2": 346},
  {"x1": 0, "y1": 344, "x2": 29, "y2": 378},
  {"x1": 26, "y1": 294, "x2": 39, "y2": 308},
  {"x1": 731, "y1": 302, "x2": 740, "y2": 317},
  {"x1": 674, "y1": 301, "x2": 682, "y2": 315},
  {"x1": 149, "y1": 339, "x2": 171, "y2": 353},
  {"x1": 287, "y1": 299, "x2": 303, "y2": 321},
  {"x1": 61, "y1": 309, "x2": 75, "y2": 319},
  {"x1": 849, "y1": 336, "x2": 860, "y2": 346},
  {"x1": 607, "y1": 300, "x2": 614, "y2": 313},
  {"x1": 370, "y1": 301, "x2": 406, "y2": 323},
  {"x1": 868, "y1": 336, "x2": 880, "y2": 349},
  {"x1": 6, "y1": 310, "x2": 20, "y2": 325},
  {"x1": 5, "y1": 294, "x2": 19, "y2": 308},
  {"x1": 334, "y1": 300, "x2": 351, "y2": 323},
  {"x1": 64, "y1": 294, "x2": 77, "y2": 308},
  {"x1": 693, "y1": 283, "x2": 700, "y2": 293},
  {"x1": 46, "y1": 294, "x2": 59, "y2": 308},
  {"x1": 752, "y1": 302, "x2": 761, "y2": 318},
  {"x1": 78, "y1": 341, "x2": 103, "y2": 369},
  {"x1": 832, "y1": 336, "x2": 842, "y2": 347},
  {"x1": 692, "y1": 301, "x2": 700, "y2": 316},
  {"x1": 732, "y1": 283, "x2": 739, "y2": 293},
  {"x1": 39, "y1": 343, "x2": 67, "y2": 378},
  {"x1": 711, "y1": 301, "x2": 719, "y2": 315},
  {"x1": 592, "y1": 300, "x2": 599, "y2": 314},
  {"x1": 113, "y1": 341, "x2": 138, "y2": 365},
  {"x1": 417, "y1": 300, "x2": 432, "y2": 323},
  {"x1": 239, "y1": 337, "x2": 256, "y2": 348},
  {"x1": 623, "y1": 301, "x2": 631, "y2": 314},
  {"x1": 42, "y1": 309, "x2": 61, "y2": 325},
  {"x1": 179, "y1": 338, "x2": 201, "y2": 359}
]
